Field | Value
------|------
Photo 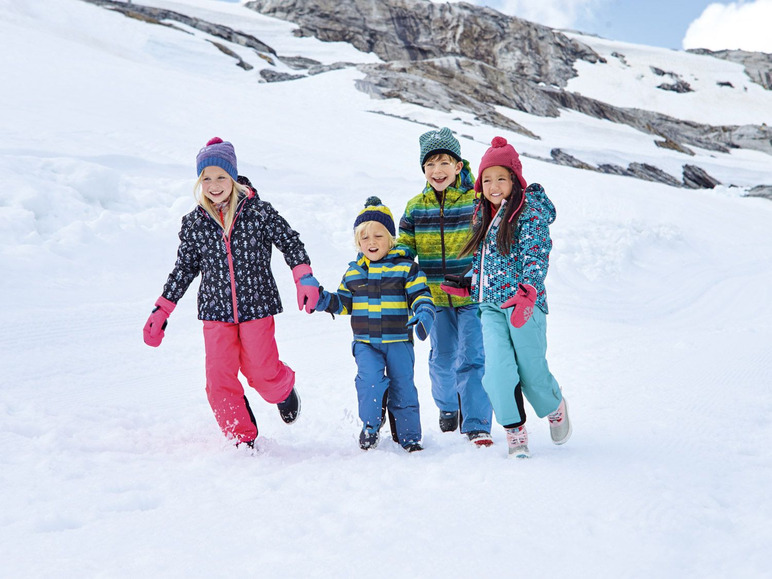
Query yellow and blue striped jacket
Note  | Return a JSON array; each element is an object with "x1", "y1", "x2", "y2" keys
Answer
[{"x1": 324, "y1": 246, "x2": 434, "y2": 344}]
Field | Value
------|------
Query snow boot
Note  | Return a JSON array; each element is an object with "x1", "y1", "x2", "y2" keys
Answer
[
  {"x1": 439, "y1": 410, "x2": 459, "y2": 432},
  {"x1": 548, "y1": 398, "x2": 571, "y2": 445},
  {"x1": 277, "y1": 388, "x2": 300, "y2": 424},
  {"x1": 359, "y1": 425, "x2": 380, "y2": 450},
  {"x1": 467, "y1": 431, "x2": 494, "y2": 447},
  {"x1": 403, "y1": 442, "x2": 423, "y2": 453},
  {"x1": 505, "y1": 425, "x2": 530, "y2": 459}
]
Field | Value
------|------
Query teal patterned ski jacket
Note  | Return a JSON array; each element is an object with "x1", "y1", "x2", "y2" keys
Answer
[
  {"x1": 322, "y1": 246, "x2": 435, "y2": 344},
  {"x1": 470, "y1": 183, "x2": 555, "y2": 314}
]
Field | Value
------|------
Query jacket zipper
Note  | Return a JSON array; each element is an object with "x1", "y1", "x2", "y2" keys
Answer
[
  {"x1": 215, "y1": 199, "x2": 247, "y2": 324},
  {"x1": 438, "y1": 192, "x2": 453, "y2": 307}
]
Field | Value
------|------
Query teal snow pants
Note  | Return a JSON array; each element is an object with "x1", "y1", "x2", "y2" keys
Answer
[{"x1": 478, "y1": 303, "x2": 562, "y2": 427}]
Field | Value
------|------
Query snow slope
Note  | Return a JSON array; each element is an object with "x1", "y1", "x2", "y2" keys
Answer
[{"x1": 1, "y1": 0, "x2": 771, "y2": 577}]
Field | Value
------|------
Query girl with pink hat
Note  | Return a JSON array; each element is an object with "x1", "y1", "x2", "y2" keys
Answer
[{"x1": 443, "y1": 136, "x2": 571, "y2": 458}]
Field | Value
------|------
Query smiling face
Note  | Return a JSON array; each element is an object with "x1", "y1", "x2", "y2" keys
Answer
[
  {"x1": 356, "y1": 221, "x2": 393, "y2": 262},
  {"x1": 481, "y1": 165, "x2": 514, "y2": 208},
  {"x1": 200, "y1": 165, "x2": 234, "y2": 204},
  {"x1": 423, "y1": 153, "x2": 463, "y2": 193}
]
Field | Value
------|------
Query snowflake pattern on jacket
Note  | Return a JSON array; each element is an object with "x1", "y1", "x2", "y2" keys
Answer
[
  {"x1": 161, "y1": 183, "x2": 309, "y2": 322},
  {"x1": 470, "y1": 183, "x2": 555, "y2": 314}
]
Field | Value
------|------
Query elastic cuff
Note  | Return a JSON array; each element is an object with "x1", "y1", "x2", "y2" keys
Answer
[
  {"x1": 155, "y1": 296, "x2": 177, "y2": 314},
  {"x1": 291, "y1": 263, "x2": 312, "y2": 283}
]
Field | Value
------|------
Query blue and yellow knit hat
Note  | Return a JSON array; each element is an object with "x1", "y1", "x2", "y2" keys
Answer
[
  {"x1": 196, "y1": 137, "x2": 238, "y2": 181},
  {"x1": 353, "y1": 196, "x2": 395, "y2": 236},
  {"x1": 419, "y1": 127, "x2": 462, "y2": 168}
]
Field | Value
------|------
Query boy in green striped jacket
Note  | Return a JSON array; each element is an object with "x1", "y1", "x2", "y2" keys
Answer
[{"x1": 397, "y1": 127, "x2": 493, "y2": 446}]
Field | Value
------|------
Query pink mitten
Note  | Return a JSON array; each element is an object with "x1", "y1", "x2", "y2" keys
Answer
[
  {"x1": 440, "y1": 283, "x2": 470, "y2": 298},
  {"x1": 143, "y1": 296, "x2": 176, "y2": 347},
  {"x1": 292, "y1": 264, "x2": 320, "y2": 314},
  {"x1": 500, "y1": 284, "x2": 537, "y2": 328}
]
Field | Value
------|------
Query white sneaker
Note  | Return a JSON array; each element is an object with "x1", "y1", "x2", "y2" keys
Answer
[
  {"x1": 548, "y1": 398, "x2": 572, "y2": 445},
  {"x1": 505, "y1": 426, "x2": 530, "y2": 458}
]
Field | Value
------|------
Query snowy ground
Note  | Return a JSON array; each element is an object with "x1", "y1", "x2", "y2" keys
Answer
[{"x1": 1, "y1": 0, "x2": 771, "y2": 577}]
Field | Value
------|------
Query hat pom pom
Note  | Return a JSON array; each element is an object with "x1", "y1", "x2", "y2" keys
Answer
[
  {"x1": 491, "y1": 136, "x2": 508, "y2": 148},
  {"x1": 364, "y1": 196, "x2": 382, "y2": 208},
  {"x1": 206, "y1": 137, "x2": 224, "y2": 146}
]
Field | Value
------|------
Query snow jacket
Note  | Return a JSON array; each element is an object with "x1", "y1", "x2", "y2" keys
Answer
[
  {"x1": 397, "y1": 160, "x2": 477, "y2": 308},
  {"x1": 161, "y1": 178, "x2": 310, "y2": 322},
  {"x1": 322, "y1": 246, "x2": 434, "y2": 344},
  {"x1": 470, "y1": 183, "x2": 555, "y2": 314}
]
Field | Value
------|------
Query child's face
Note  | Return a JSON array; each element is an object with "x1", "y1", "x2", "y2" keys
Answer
[
  {"x1": 357, "y1": 222, "x2": 392, "y2": 262},
  {"x1": 201, "y1": 166, "x2": 234, "y2": 204},
  {"x1": 481, "y1": 166, "x2": 513, "y2": 208},
  {"x1": 423, "y1": 155, "x2": 463, "y2": 192}
]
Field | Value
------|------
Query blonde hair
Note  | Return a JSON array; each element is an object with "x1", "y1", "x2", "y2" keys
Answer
[
  {"x1": 354, "y1": 221, "x2": 397, "y2": 251},
  {"x1": 194, "y1": 173, "x2": 247, "y2": 234}
]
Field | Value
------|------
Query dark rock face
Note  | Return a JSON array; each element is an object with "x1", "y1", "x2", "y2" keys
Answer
[{"x1": 682, "y1": 165, "x2": 721, "y2": 189}]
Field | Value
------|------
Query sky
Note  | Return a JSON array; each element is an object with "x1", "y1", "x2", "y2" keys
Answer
[{"x1": 1, "y1": 0, "x2": 771, "y2": 576}]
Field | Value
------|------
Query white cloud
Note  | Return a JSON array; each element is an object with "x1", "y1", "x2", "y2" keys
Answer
[{"x1": 683, "y1": 0, "x2": 772, "y2": 52}]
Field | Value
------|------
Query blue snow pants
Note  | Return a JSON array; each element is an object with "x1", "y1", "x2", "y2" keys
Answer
[
  {"x1": 428, "y1": 304, "x2": 492, "y2": 434},
  {"x1": 479, "y1": 303, "x2": 562, "y2": 427},
  {"x1": 353, "y1": 341, "x2": 421, "y2": 446}
]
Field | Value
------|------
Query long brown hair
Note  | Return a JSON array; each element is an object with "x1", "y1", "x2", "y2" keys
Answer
[{"x1": 460, "y1": 176, "x2": 526, "y2": 257}]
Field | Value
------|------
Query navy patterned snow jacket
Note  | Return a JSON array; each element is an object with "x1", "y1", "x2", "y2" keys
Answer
[{"x1": 161, "y1": 177, "x2": 310, "y2": 323}]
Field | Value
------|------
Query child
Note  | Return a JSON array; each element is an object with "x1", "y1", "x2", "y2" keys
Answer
[
  {"x1": 314, "y1": 197, "x2": 435, "y2": 453},
  {"x1": 397, "y1": 127, "x2": 493, "y2": 446},
  {"x1": 142, "y1": 137, "x2": 321, "y2": 450},
  {"x1": 446, "y1": 136, "x2": 571, "y2": 458}
]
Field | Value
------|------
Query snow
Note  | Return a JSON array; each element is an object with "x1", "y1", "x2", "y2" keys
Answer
[{"x1": 1, "y1": 0, "x2": 771, "y2": 577}]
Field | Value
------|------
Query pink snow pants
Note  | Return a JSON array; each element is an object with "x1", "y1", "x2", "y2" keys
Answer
[{"x1": 203, "y1": 317, "x2": 295, "y2": 443}]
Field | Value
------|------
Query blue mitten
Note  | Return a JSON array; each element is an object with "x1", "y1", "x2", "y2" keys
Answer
[
  {"x1": 407, "y1": 307, "x2": 435, "y2": 341},
  {"x1": 313, "y1": 289, "x2": 332, "y2": 313}
]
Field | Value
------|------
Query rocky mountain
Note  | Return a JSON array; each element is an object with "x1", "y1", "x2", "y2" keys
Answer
[{"x1": 81, "y1": 0, "x2": 771, "y2": 192}]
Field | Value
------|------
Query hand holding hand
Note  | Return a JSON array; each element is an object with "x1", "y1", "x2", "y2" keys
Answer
[
  {"x1": 313, "y1": 288, "x2": 332, "y2": 313},
  {"x1": 500, "y1": 284, "x2": 537, "y2": 328},
  {"x1": 406, "y1": 307, "x2": 435, "y2": 341},
  {"x1": 292, "y1": 264, "x2": 320, "y2": 314},
  {"x1": 143, "y1": 296, "x2": 176, "y2": 347},
  {"x1": 440, "y1": 271, "x2": 472, "y2": 298}
]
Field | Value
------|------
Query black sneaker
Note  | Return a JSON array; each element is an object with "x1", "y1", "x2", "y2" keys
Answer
[
  {"x1": 439, "y1": 410, "x2": 459, "y2": 432},
  {"x1": 359, "y1": 426, "x2": 380, "y2": 450},
  {"x1": 277, "y1": 388, "x2": 300, "y2": 424},
  {"x1": 403, "y1": 442, "x2": 424, "y2": 453}
]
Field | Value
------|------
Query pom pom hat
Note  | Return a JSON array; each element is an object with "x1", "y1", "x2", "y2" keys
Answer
[
  {"x1": 474, "y1": 136, "x2": 528, "y2": 193},
  {"x1": 196, "y1": 137, "x2": 238, "y2": 181},
  {"x1": 419, "y1": 127, "x2": 462, "y2": 168},
  {"x1": 353, "y1": 196, "x2": 396, "y2": 236}
]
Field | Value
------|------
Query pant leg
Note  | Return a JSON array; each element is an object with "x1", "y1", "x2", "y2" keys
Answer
[
  {"x1": 383, "y1": 342, "x2": 421, "y2": 446},
  {"x1": 202, "y1": 321, "x2": 258, "y2": 443},
  {"x1": 352, "y1": 341, "x2": 390, "y2": 429},
  {"x1": 238, "y1": 316, "x2": 295, "y2": 404},
  {"x1": 455, "y1": 304, "x2": 492, "y2": 433},
  {"x1": 479, "y1": 304, "x2": 525, "y2": 427},
  {"x1": 506, "y1": 307, "x2": 562, "y2": 418},
  {"x1": 428, "y1": 306, "x2": 460, "y2": 412}
]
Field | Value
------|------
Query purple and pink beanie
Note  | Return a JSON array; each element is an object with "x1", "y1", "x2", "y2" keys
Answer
[{"x1": 196, "y1": 137, "x2": 238, "y2": 181}]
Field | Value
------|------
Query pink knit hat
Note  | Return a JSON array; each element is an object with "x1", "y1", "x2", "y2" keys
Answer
[{"x1": 474, "y1": 136, "x2": 528, "y2": 193}]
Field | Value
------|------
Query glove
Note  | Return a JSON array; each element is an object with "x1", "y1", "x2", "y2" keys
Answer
[
  {"x1": 440, "y1": 271, "x2": 472, "y2": 298},
  {"x1": 292, "y1": 264, "x2": 320, "y2": 314},
  {"x1": 500, "y1": 284, "x2": 537, "y2": 328},
  {"x1": 406, "y1": 307, "x2": 435, "y2": 341},
  {"x1": 143, "y1": 296, "x2": 176, "y2": 347},
  {"x1": 313, "y1": 288, "x2": 332, "y2": 313}
]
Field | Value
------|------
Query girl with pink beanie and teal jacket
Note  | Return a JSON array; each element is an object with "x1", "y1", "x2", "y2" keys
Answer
[{"x1": 444, "y1": 136, "x2": 572, "y2": 458}]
